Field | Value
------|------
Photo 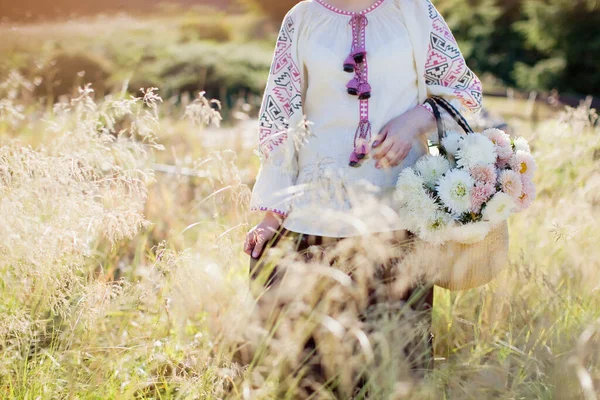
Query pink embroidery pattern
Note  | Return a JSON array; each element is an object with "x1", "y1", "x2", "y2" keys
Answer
[
  {"x1": 315, "y1": 0, "x2": 386, "y2": 16},
  {"x1": 250, "y1": 206, "x2": 288, "y2": 217},
  {"x1": 259, "y1": 15, "x2": 303, "y2": 157},
  {"x1": 348, "y1": 13, "x2": 372, "y2": 165},
  {"x1": 419, "y1": 103, "x2": 436, "y2": 119},
  {"x1": 424, "y1": 0, "x2": 483, "y2": 113},
  {"x1": 315, "y1": 0, "x2": 388, "y2": 167}
]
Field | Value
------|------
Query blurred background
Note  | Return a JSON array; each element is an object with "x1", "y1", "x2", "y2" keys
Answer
[{"x1": 1, "y1": 0, "x2": 599, "y2": 113}]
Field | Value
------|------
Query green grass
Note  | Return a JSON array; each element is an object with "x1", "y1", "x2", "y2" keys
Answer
[{"x1": 1, "y1": 72, "x2": 598, "y2": 398}]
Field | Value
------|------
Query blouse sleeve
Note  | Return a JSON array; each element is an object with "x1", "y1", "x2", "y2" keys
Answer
[
  {"x1": 249, "y1": 7, "x2": 306, "y2": 218},
  {"x1": 421, "y1": 0, "x2": 483, "y2": 115}
]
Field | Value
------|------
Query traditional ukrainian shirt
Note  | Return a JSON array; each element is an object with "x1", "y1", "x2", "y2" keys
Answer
[{"x1": 250, "y1": 0, "x2": 483, "y2": 237}]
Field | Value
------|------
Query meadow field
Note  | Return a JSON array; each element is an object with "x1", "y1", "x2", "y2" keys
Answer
[{"x1": 1, "y1": 8, "x2": 600, "y2": 400}]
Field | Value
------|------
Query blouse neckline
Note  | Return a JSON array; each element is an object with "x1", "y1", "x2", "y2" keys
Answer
[{"x1": 314, "y1": 0, "x2": 387, "y2": 16}]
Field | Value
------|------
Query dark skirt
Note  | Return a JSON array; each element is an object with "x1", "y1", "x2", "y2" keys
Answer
[{"x1": 248, "y1": 227, "x2": 434, "y2": 396}]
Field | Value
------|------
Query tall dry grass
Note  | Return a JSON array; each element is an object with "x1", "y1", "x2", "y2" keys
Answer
[{"x1": 0, "y1": 69, "x2": 599, "y2": 399}]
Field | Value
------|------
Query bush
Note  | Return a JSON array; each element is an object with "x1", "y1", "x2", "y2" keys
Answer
[
  {"x1": 129, "y1": 41, "x2": 272, "y2": 107},
  {"x1": 514, "y1": 57, "x2": 566, "y2": 92},
  {"x1": 31, "y1": 50, "x2": 113, "y2": 99},
  {"x1": 179, "y1": 14, "x2": 233, "y2": 43},
  {"x1": 228, "y1": 13, "x2": 274, "y2": 42},
  {"x1": 436, "y1": 0, "x2": 600, "y2": 96},
  {"x1": 516, "y1": 0, "x2": 600, "y2": 96},
  {"x1": 241, "y1": 0, "x2": 298, "y2": 23},
  {"x1": 2, "y1": 0, "x2": 237, "y2": 21},
  {"x1": 435, "y1": 0, "x2": 534, "y2": 89}
]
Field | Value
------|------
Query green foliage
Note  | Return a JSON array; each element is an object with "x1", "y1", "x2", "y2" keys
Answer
[
  {"x1": 514, "y1": 57, "x2": 566, "y2": 91},
  {"x1": 1, "y1": 11, "x2": 275, "y2": 110},
  {"x1": 517, "y1": 0, "x2": 600, "y2": 95},
  {"x1": 31, "y1": 50, "x2": 113, "y2": 99},
  {"x1": 437, "y1": 0, "x2": 600, "y2": 96},
  {"x1": 179, "y1": 14, "x2": 233, "y2": 43},
  {"x1": 436, "y1": 0, "x2": 536, "y2": 88},
  {"x1": 239, "y1": 0, "x2": 299, "y2": 24},
  {"x1": 2, "y1": 0, "x2": 236, "y2": 21},
  {"x1": 129, "y1": 41, "x2": 272, "y2": 106}
]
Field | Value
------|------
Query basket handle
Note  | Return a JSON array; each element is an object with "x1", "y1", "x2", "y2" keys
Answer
[{"x1": 424, "y1": 96, "x2": 474, "y2": 144}]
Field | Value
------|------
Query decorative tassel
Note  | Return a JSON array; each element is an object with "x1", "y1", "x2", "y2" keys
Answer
[
  {"x1": 346, "y1": 13, "x2": 372, "y2": 168},
  {"x1": 348, "y1": 121, "x2": 372, "y2": 167},
  {"x1": 358, "y1": 82, "x2": 371, "y2": 100},
  {"x1": 352, "y1": 48, "x2": 367, "y2": 63},
  {"x1": 355, "y1": 140, "x2": 368, "y2": 159},
  {"x1": 349, "y1": 151, "x2": 360, "y2": 167},
  {"x1": 343, "y1": 54, "x2": 356, "y2": 73},
  {"x1": 346, "y1": 78, "x2": 359, "y2": 96}
]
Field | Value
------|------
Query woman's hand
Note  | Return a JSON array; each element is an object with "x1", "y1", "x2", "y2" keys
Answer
[
  {"x1": 371, "y1": 105, "x2": 436, "y2": 169},
  {"x1": 244, "y1": 212, "x2": 284, "y2": 259}
]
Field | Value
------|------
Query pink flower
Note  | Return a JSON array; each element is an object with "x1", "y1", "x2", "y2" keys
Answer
[
  {"x1": 496, "y1": 146, "x2": 514, "y2": 162},
  {"x1": 496, "y1": 148, "x2": 513, "y2": 169},
  {"x1": 499, "y1": 169, "x2": 523, "y2": 200},
  {"x1": 516, "y1": 176, "x2": 536, "y2": 211},
  {"x1": 470, "y1": 182, "x2": 496, "y2": 213},
  {"x1": 510, "y1": 150, "x2": 537, "y2": 178},
  {"x1": 484, "y1": 128, "x2": 513, "y2": 164},
  {"x1": 470, "y1": 164, "x2": 497, "y2": 186},
  {"x1": 496, "y1": 158, "x2": 510, "y2": 169},
  {"x1": 483, "y1": 128, "x2": 511, "y2": 146}
]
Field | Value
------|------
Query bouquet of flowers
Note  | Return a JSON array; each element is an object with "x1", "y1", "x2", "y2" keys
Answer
[{"x1": 395, "y1": 128, "x2": 536, "y2": 244}]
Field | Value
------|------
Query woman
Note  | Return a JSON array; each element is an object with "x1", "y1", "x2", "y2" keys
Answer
[{"x1": 244, "y1": 0, "x2": 482, "y2": 387}]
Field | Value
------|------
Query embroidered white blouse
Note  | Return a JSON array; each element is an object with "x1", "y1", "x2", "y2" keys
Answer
[{"x1": 249, "y1": 0, "x2": 483, "y2": 237}]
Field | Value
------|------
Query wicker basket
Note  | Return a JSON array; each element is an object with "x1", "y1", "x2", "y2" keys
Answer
[{"x1": 399, "y1": 222, "x2": 509, "y2": 291}]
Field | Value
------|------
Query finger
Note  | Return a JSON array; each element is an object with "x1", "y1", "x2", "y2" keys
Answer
[
  {"x1": 373, "y1": 138, "x2": 394, "y2": 160},
  {"x1": 244, "y1": 229, "x2": 257, "y2": 256},
  {"x1": 376, "y1": 144, "x2": 401, "y2": 169},
  {"x1": 393, "y1": 146, "x2": 411, "y2": 166},
  {"x1": 371, "y1": 128, "x2": 388, "y2": 148},
  {"x1": 252, "y1": 234, "x2": 268, "y2": 259},
  {"x1": 387, "y1": 144, "x2": 411, "y2": 168},
  {"x1": 377, "y1": 154, "x2": 394, "y2": 169},
  {"x1": 244, "y1": 233, "x2": 254, "y2": 256},
  {"x1": 386, "y1": 144, "x2": 406, "y2": 167}
]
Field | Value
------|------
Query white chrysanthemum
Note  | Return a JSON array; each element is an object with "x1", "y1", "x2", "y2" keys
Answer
[
  {"x1": 406, "y1": 190, "x2": 441, "y2": 223},
  {"x1": 395, "y1": 168, "x2": 444, "y2": 232},
  {"x1": 418, "y1": 210, "x2": 455, "y2": 244},
  {"x1": 436, "y1": 169, "x2": 474, "y2": 215},
  {"x1": 394, "y1": 168, "x2": 425, "y2": 205},
  {"x1": 455, "y1": 134, "x2": 497, "y2": 169},
  {"x1": 513, "y1": 137, "x2": 531, "y2": 153},
  {"x1": 441, "y1": 131, "x2": 463, "y2": 156},
  {"x1": 482, "y1": 192, "x2": 516, "y2": 224},
  {"x1": 415, "y1": 155, "x2": 451, "y2": 188}
]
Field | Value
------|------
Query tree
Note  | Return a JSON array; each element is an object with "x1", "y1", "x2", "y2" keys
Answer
[
  {"x1": 435, "y1": 0, "x2": 538, "y2": 88},
  {"x1": 515, "y1": 0, "x2": 600, "y2": 95},
  {"x1": 238, "y1": 0, "x2": 299, "y2": 24},
  {"x1": 0, "y1": 0, "x2": 236, "y2": 21}
]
